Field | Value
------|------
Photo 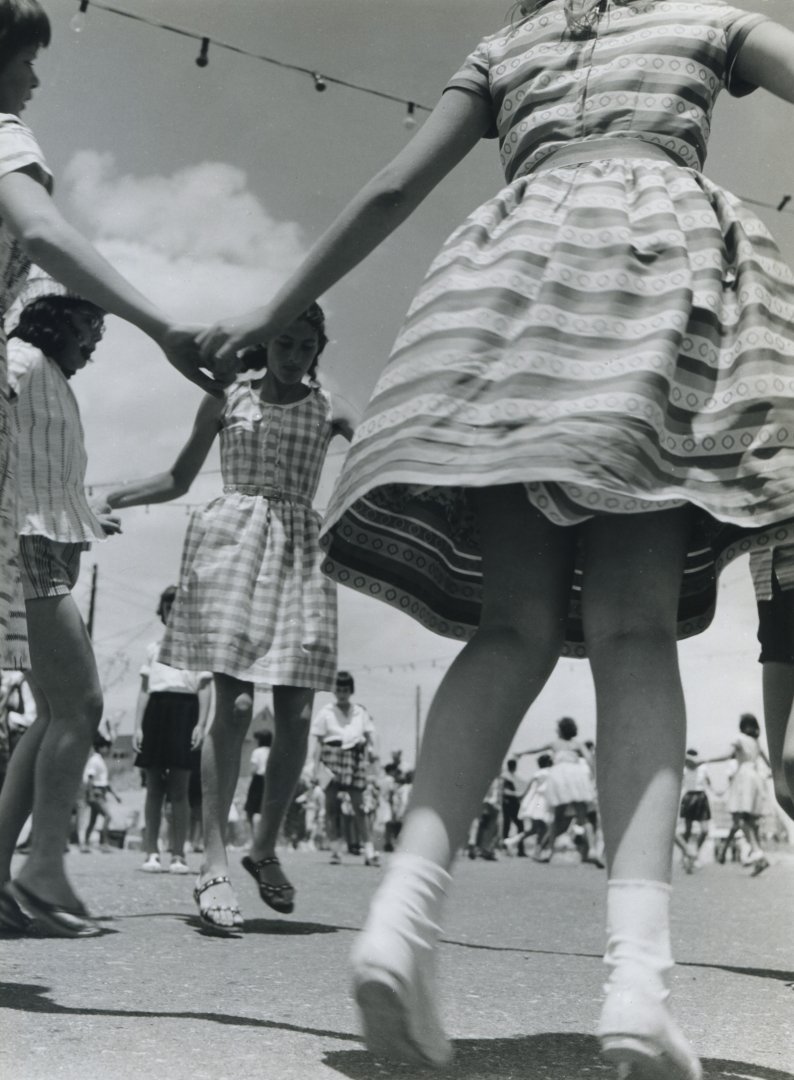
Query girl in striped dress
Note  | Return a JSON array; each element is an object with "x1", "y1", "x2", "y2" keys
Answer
[
  {"x1": 107, "y1": 305, "x2": 354, "y2": 933},
  {"x1": 197, "y1": 1, "x2": 794, "y2": 1075}
]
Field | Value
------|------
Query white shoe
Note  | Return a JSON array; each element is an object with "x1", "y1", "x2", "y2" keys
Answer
[
  {"x1": 351, "y1": 854, "x2": 453, "y2": 1068},
  {"x1": 169, "y1": 857, "x2": 190, "y2": 875},
  {"x1": 598, "y1": 985, "x2": 702, "y2": 1080},
  {"x1": 140, "y1": 854, "x2": 163, "y2": 873}
]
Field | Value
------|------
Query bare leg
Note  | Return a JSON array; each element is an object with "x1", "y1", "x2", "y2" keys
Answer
[
  {"x1": 165, "y1": 769, "x2": 191, "y2": 858},
  {"x1": 398, "y1": 488, "x2": 576, "y2": 868},
  {"x1": 351, "y1": 488, "x2": 576, "y2": 1065},
  {"x1": 142, "y1": 768, "x2": 167, "y2": 856},
  {"x1": 249, "y1": 687, "x2": 312, "y2": 858},
  {"x1": 0, "y1": 678, "x2": 49, "y2": 884},
  {"x1": 15, "y1": 595, "x2": 103, "y2": 911},
  {"x1": 761, "y1": 662, "x2": 794, "y2": 820},
  {"x1": 196, "y1": 674, "x2": 252, "y2": 927},
  {"x1": 583, "y1": 508, "x2": 689, "y2": 883},
  {"x1": 582, "y1": 507, "x2": 700, "y2": 1079}
]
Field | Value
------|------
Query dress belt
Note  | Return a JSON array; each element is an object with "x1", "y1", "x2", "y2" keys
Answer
[
  {"x1": 526, "y1": 137, "x2": 688, "y2": 175},
  {"x1": 223, "y1": 483, "x2": 311, "y2": 507}
]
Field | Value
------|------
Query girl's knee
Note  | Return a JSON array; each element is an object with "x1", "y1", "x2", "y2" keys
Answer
[{"x1": 231, "y1": 692, "x2": 254, "y2": 728}]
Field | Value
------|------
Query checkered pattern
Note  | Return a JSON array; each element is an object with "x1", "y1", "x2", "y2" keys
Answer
[{"x1": 159, "y1": 381, "x2": 337, "y2": 688}]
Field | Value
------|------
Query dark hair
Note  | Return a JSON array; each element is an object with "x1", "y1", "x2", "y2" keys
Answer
[
  {"x1": 507, "y1": 757, "x2": 517, "y2": 769},
  {"x1": 335, "y1": 670, "x2": 354, "y2": 693},
  {"x1": 557, "y1": 716, "x2": 578, "y2": 740},
  {"x1": 156, "y1": 585, "x2": 177, "y2": 620},
  {"x1": 237, "y1": 302, "x2": 328, "y2": 381},
  {"x1": 93, "y1": 734, "x2": 112, "y2": 752},
  {"x1": 10, "y1": 295, "x2": 105, "y2": 362},
  {"x1": 739, "y1": 713, "x2": 759, "y2": 736},
  {"x1": 255, "y1": 729, "x2": 273, "y2": 748},
  {"x1": 0, "y1": 0, "x2": 50, "y2": 67},
  {"x1": 537, "y1": 753, "x2": 553, "y2": 769}
]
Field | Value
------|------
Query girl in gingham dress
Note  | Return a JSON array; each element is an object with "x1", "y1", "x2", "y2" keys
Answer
[
  {"x1": 197, "y1": 1, "x2": 794, "y2": 1074},
  {"x1": 108, "y1": 305, "x2": 354, "y2": 933}
]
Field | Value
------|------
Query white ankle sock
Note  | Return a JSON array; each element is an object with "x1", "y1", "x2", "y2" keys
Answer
[{"x1": 604, "y1": 878, "x2": 673, "y2": 1001}]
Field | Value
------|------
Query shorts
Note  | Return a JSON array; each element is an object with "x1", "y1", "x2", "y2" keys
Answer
[
  {"x1": 756, "y1": 571, "x2": 794, "y2": 664},
  {"x1": 18, "y1": 536, "x2": 86, "y2": 601},
  {"x1": 680, "y1": 790, "x2": 710, "y2": 822}
]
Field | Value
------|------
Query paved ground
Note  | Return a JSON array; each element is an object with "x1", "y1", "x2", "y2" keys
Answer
[{"x1": 1, "y1": 844, "x2": 792, "y2": 1080}]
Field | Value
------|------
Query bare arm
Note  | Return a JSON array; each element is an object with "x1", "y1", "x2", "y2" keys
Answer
[
  {"x1": 106, "y1": 393, "x2": 223, "y2": 509},
  {"x1": 0, "y1": 169, "x2": 225, "y2": 395},
  {"x1": 197, "y1": 88, "x2": 493, "y2": 367},
  {"x1": 192, "y1": 681, "x2": 213, "y2": 748},
  {"x1": 733, "y1": 21, "x2": 794, "y2": 103},
  {"x1": 132, "y1": 675, "x2": 149, "y2": 753}
]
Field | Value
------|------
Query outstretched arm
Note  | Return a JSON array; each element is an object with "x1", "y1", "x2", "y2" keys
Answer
[
  {"x1": 105, "y1": 393, "x2": 223, "y2": 509},
  {"x1": 734, "y1": 20, "x2": 794, "y2": 103},
  {"x1": 0, "y1": 169, "x2": 225, "y2": 396},
  {"x1": 197, "y1": 88, "x2": 493, "y2": 369}
]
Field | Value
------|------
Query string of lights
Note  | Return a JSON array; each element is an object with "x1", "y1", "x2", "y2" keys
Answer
[
  {"x1": 66, "y1": 0, "x2": 426, "y2": 129},
  {"x1": 60, "y1": 2, "x2": 794, "y2": 215}
]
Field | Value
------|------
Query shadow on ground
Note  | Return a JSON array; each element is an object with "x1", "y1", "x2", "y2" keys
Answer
[{"x1": 324, "y1": 1034, "x2": 794, "y2": 1080}]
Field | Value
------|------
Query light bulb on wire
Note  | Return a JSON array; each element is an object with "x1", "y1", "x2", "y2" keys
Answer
[
  {"x1": 70, "y1": 0, "x2": 89, "y2": 33},
  {"x1": 403, "y1": 102, "x2": 418, "y2": 130},
  {"x1": 195, "y1": 38, "x2": 210, "y2": 67},
  {"x1": 313, "y1": 73, "x2": 327, "y2": 92}
]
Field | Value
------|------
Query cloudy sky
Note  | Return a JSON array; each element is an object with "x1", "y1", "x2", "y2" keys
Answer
[{"x1": 22, "y1": 0, "x2": 794, "y2": 769}]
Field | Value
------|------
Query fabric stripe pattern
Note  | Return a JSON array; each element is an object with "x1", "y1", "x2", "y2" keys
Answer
[{"x1": 319, "y1": 0, "x2": 794, "y2": 651}]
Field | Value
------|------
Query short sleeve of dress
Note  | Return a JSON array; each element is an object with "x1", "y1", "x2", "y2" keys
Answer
[
  {"x1": 720, "y1": 8, "x2": 769, "y2": 97},
  {"x1": 442, "y1": 40, "x2": 498, "y2": 139},
  {"x1": 0, "y1": 114, "x2": 53, "y2": 191}
]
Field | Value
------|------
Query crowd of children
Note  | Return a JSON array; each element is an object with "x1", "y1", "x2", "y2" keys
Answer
[{"x1": 2, "y1": 1, "x2": 794, "y2": 1078}]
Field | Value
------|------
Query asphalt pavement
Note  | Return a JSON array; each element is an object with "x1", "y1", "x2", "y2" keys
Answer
[{"x1": 1, "y1": 844, "x2": 792, "y2": 1080}]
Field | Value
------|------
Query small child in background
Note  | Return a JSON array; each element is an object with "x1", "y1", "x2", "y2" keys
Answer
[
  {"x1": 81, "y1": 735, "x2": 121, "y2": 852},
  {"x1": 505, "y1": 754, "x2": 553, "y2": 858}
]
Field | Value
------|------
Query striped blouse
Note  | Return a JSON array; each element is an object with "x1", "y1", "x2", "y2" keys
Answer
[{"x1": 9, "y1": 340, "x2": 106, "y2": 543}]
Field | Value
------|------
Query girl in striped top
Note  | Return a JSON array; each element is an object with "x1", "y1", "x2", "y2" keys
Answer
[
  {"x1": 107, "y1": 305, "x2": 355, "y2": 934},
  {"x1": 0, "y1": 273, "x2": 122, "y2": 938},
  {"x1": 197, "y1": 1, "x2": 794, "y2": 1076}
]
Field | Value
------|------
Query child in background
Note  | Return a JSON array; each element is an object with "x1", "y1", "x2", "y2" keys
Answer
[
  {"x1": 505, "y1": 754, "x2": 553, "y2": 858},
  {"x1": 81, "y1": 735, "x2": 120, "y2": 852},
  {"x1": 134, "y1": 586, "x2": 213, "y2": 875}
]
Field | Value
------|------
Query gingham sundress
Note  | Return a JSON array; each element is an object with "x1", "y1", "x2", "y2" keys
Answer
[
  {"x1": 159, "y1": 379, "x2": 337, "y2": 688},
  {"x1": 320, "y1": 0, "x2": 794, "y2": 653}
]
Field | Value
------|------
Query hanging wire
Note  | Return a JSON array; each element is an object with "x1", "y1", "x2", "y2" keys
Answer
[{"x1": 68, "y1": 0, "x2": 433, "y2": 116}]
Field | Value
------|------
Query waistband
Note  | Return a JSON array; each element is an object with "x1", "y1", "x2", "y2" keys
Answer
[
  {"x1": 223, "y1": 484, "x2": 312, "y2": 507},
  {"x1": 526, "y1": 138, "x2": 687, "y2": 175}
]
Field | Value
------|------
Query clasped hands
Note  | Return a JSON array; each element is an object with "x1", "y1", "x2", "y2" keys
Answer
[{"x1": 163, "y1": 312, "x2": 273, "y2": 397}]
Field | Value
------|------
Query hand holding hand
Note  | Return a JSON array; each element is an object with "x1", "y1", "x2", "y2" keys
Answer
[
  {"x1": 90, "y1": 499, "x2": 123, "y2": 536},
  {"x1": 196, "y1": 310, "x2": 278, "y2": 380},
  {"x1": 162, "y1": 326, "x2": 232, "y2": 397}
]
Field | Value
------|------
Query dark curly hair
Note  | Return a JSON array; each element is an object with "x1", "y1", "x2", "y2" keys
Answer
[
  {"x1": 10, "y1": 295, "x2": 105, "y2": 361},
  {"x1": 557, "y1": 716, "x2": 578, "y2": 740},
  {"x1": 237, "y1": 302, "x2": 328, "y2": 383},
  {"x1": 0, "y1": 0, "x2": 50, "y2": 68}
]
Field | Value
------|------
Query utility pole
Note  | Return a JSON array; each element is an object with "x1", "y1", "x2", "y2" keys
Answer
[{"x1": 86, "y1": 563, "x2": 98, "y2": 641}]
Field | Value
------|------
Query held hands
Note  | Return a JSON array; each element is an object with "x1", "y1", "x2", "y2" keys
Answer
[
  {"x1": 90, "y1": 498, "x2": 122, "y2": 536},
  {"x1": 162, "y1": 325, "x2": 233, "y2": 397},
  {"x1": 195, "y1": 311, "x2": 278, "y2": 382}
]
